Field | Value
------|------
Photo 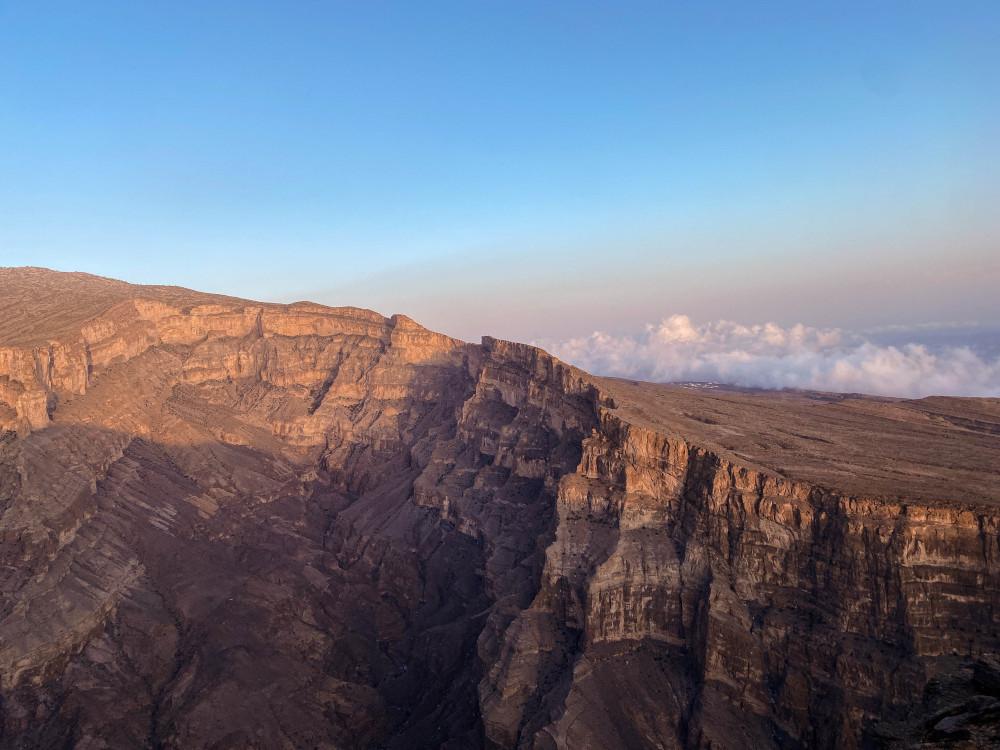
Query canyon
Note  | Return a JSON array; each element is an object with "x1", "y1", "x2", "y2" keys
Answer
[{"x1": 1, "y1": 266, "x2": 999, "y2": 749}]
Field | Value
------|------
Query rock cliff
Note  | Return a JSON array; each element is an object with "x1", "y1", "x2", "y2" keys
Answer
[{"x1": 1, "y1": 267, "x2": 998, "y2": 749}]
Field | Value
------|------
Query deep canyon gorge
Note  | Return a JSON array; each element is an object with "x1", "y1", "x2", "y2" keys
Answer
[{"x1": 1, "y1": 267, "x2": 999, "y2": 749}]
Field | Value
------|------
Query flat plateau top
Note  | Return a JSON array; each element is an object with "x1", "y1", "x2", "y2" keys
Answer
[
  {"x1": 0, "y1": 267, "x2": 395, "y2": 348},
  {"x1": 0, "y1": 267, "x2": 244, "y2": 347},
  {"x1": 599, "y1": 378, "x2": 1000, "y2": 507}
]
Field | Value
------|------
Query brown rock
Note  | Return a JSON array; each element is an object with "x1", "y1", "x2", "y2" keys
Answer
[
  {"x1": 1, "y1": 267, "x2": 999, "y2": 749},
  {"x1": 974, "y1": 655, "x2": 1000, "y2": 696}
]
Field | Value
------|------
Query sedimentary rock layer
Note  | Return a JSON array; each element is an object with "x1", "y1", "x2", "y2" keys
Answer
[{"x1": 0, "y1": 267, "x2": 998, "y2": 748}]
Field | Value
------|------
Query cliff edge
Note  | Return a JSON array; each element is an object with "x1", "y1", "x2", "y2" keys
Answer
[{"x1": 1, "y1": 268, "x2": 998, "y2": 748}]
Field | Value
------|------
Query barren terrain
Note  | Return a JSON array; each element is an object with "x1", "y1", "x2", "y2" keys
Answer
[{"x1": 1, "y1": 267, "x2": 998, "y2": 748}]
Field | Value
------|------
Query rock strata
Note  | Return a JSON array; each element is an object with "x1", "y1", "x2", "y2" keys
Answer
[{"x1": 1, "y1": 267, "x2": 999, "y2": 749}]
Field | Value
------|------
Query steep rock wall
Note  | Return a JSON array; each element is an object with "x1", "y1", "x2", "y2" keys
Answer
[
  {"x1": 0, "y1": 285, "x2": 998, "y2": 748},
  {"x1": 495, "y1": 407, "x2": 1000, "y2": 749}
]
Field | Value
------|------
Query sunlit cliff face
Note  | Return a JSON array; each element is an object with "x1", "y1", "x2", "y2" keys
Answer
[{"x1": 1, "y1": 268, "x2": 1000, "y2": 749}]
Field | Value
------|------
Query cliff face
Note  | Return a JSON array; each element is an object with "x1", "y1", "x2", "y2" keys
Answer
[
  {"x1": 496, "y1": 409, "x2": 1000, "y2": 749},
  {"x1": 1, "y1": 268, "x2": 998, "y2": 749}
]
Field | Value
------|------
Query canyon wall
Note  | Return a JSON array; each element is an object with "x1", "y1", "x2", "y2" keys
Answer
[
  {"x1": 1, "y1": 273, "x2": 998, "y2": 748},
  {"x1": 492, "y1": 407, "x2": 1000, "y2": 748}
]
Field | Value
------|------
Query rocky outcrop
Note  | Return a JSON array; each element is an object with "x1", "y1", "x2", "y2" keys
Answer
[
  {"x1": 1, "y1": 268, "x2": 999, "y2": 748},
  {"x1": 488, "y1": 407, "x2": 1000, "y2": 748}
]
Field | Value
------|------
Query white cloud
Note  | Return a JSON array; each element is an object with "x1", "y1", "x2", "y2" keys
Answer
[{"x1": 537, "y1": 315, "x2": 1000, "y2": 398}]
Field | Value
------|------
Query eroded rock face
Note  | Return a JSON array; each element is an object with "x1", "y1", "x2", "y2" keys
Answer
[
  {"x1": 1, "y1": 268, "x2": 999, "y2": 749},
  {"x1": 495, "y1": 412, "x2": 1000, "y2": 749}
]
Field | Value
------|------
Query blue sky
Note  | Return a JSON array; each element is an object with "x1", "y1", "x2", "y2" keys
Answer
[{"x1": 1, "y1": 1, "x2": 998, "y2": 344}]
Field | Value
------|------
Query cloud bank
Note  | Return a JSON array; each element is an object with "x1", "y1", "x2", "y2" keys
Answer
[{"x1": 538, "y1": 315, "x2": 1000, "y2": 398}]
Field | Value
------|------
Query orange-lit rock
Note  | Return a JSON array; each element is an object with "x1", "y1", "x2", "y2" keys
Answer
[{"x1": 1, "y1": 267, "x2": 999, "y2": 748}]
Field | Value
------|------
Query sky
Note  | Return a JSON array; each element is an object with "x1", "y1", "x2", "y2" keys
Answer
[{"x1": 1, "y1": 2, "x2": 998, "y2": 395}]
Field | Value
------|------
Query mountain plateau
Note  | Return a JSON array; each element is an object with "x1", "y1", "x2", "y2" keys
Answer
[{"x1": 1, "y1": 267, "x2": 999, "y2": 749}]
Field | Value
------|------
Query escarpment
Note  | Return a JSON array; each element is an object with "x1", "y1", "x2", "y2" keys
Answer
[
  {"x1": 1, "y1": 268, "x2": 999, "y2": 749},
  {"x1": 499, "y1": 409, "x2": 1000, "y2": 748}
]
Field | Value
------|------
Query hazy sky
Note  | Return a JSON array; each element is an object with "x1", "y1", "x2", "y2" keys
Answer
[{"x1": 1, "y1": 1, "x2": 998, "y2": 395}]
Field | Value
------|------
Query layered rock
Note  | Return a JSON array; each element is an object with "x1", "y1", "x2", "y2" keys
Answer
[
  {"x1": 490, "y1": 407, "x2": 1000, "y2": 748},
  {"x1": 1, "y1": 268, "x2": 999, "y2": 749}
]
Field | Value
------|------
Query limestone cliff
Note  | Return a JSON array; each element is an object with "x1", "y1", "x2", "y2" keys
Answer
[{"x1": 1, "y1": 268, "x2": 998, "y2": 749}]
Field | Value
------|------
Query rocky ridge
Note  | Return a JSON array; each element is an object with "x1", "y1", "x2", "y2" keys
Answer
[{"x1": 1, "y1": 267, "x2": 999, "y2": 748}]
